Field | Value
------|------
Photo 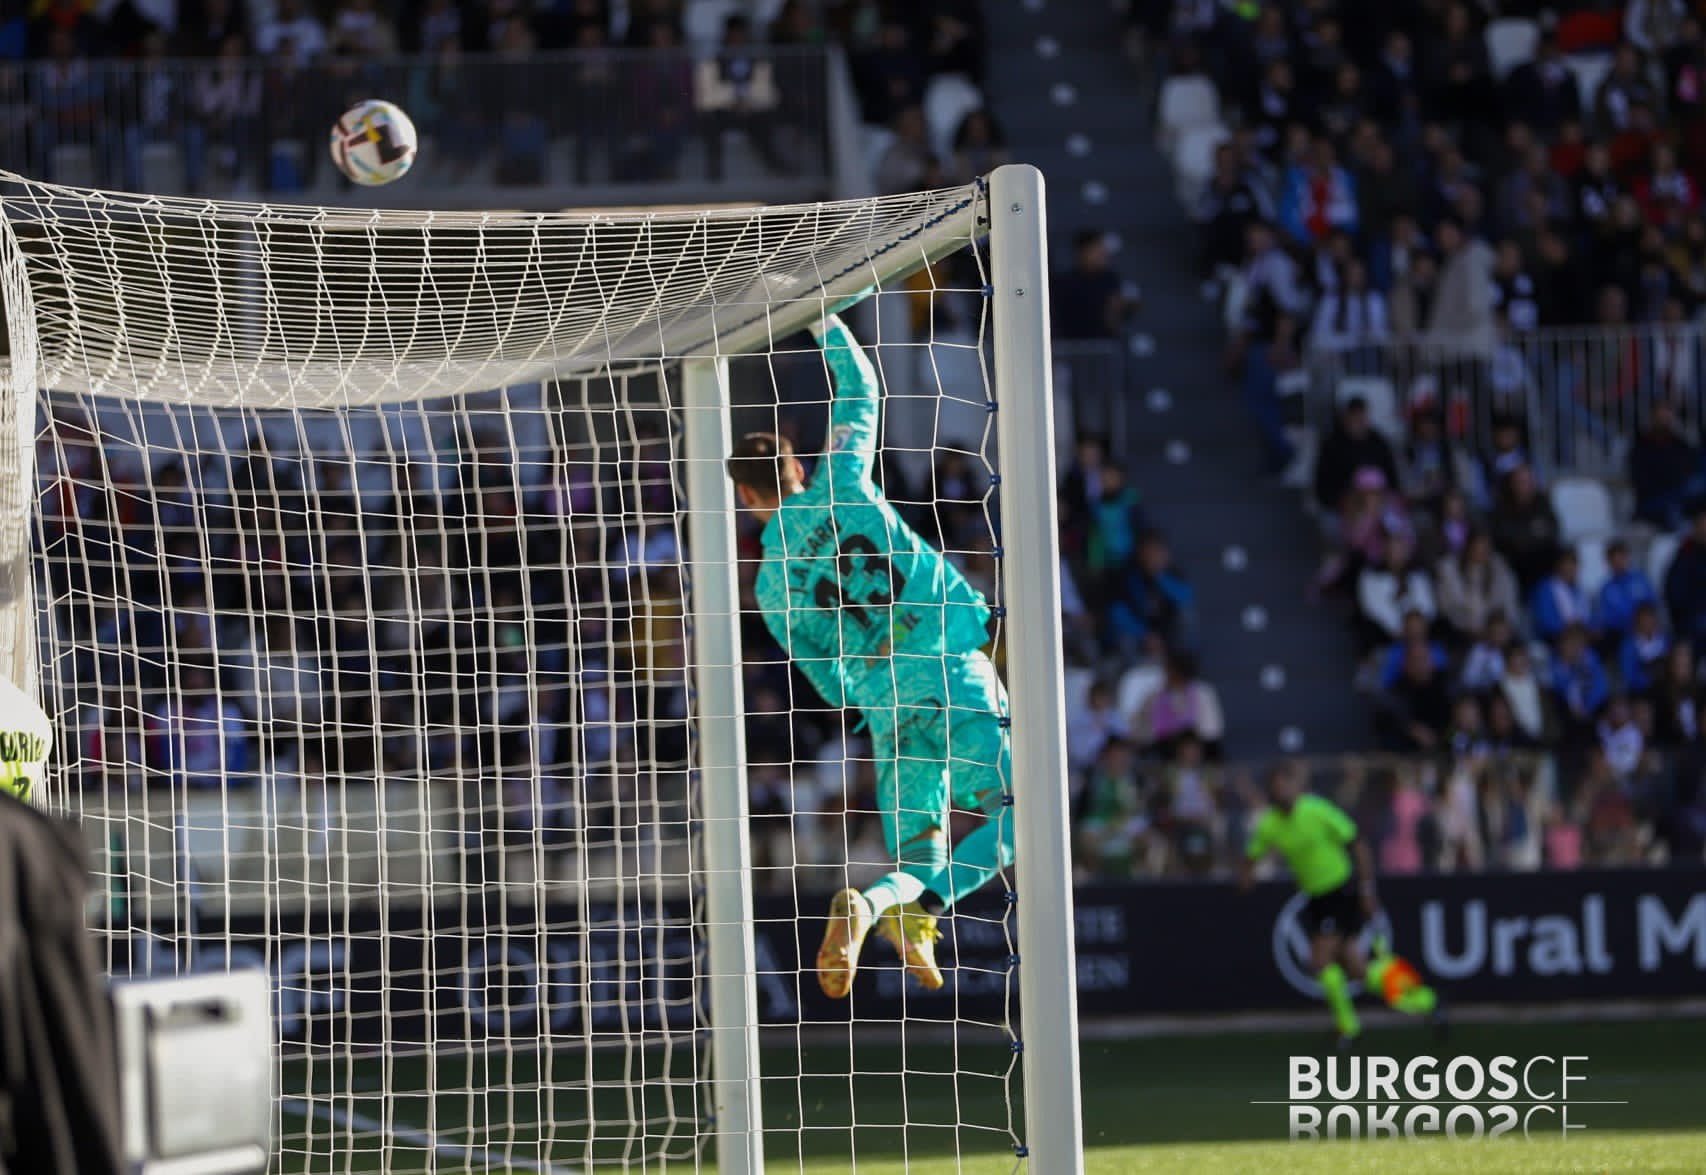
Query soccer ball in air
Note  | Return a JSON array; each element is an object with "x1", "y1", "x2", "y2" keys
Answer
[{"x1": 330, "y1": 100, "x2": 418, "y2": 187}]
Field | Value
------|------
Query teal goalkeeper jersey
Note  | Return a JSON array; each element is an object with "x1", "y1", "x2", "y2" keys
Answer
[{"x1": 754, "y1": 318, "x2": 993, "y2": 715}]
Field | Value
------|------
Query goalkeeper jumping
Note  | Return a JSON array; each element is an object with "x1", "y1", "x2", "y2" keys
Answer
[
  {"x1": 1241, "y1": 762, "x2": 1443, "y2": 1046},
  {"x1": 726, "y1": 314, "x2": 1012, "y2": 999}
]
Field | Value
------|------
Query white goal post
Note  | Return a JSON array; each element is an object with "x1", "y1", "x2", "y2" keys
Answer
[{"x1": 0, "y1": 162, "x2": 1085, "y2": 1172}]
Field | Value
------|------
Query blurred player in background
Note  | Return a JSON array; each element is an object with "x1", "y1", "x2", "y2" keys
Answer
[
  {"x1": 726, "y1": 313, "x2": 1012, "y2": 999},
  {"x1": 1241, "y1": 761, "x2": 1442, "y2": 1046}
]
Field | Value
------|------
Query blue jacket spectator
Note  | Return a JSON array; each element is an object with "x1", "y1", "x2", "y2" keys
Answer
[
  {"x1": 1531, "y1": 549, "x2": 1592, "y2": 642},
  {"x1": 1106, "y1": 531, "x2": 1196, "y2": 653},
  {"x1": 1595, "y1": 541, "x2": 1660, "y2": 639},
  {"x1": 1551, "y1": 625, "x2": 1610, "y2": 722},
  {"x1": 1619, "y1": 604, "x2": 1670, "y2": 695},
  {"x1": 1379, "y1": 636, "x2": 1449, "y2": 691},
  {"x1": 1278, "y1": 140, "x2": 1359, "y2": 245}
]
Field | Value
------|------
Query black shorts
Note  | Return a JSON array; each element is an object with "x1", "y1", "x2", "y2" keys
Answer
[{"x1": 1300, "y1": 882, "x2": 1366, "y2": 940}]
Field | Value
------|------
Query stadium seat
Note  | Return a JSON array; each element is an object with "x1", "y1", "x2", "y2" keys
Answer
[
  {"x1": 1157, "y1": 74, "x2": 1219, "y2": 157},
  {"x1": 1565, "y1": 53, "x2": 1614, "y2": 111},
  {"x1": 1485, "y1": 19, "x2": 1540, "y2": 80},
  {"x1": 923, "y1": 74, "x2": 985, "y2": 161},
  {"x1": 1116, "y1": 663, "x2": 1165, "y2": 731},
  {"x1": 1336, "y1": 376, "x2": 1403, "y2": 441},
  {"x1": 1173, "y1": 122, "x2": 1230, "y2": 208},
  {"x1": 1577, "y1": 537, "x2": 1612, "y2": 598},
  {"x1": 1649, "y1": 532, "x2": 1683, "y2": 590},
  {"x1": 1551, "y1": 476, "x2": 1617, "y2": 544}
]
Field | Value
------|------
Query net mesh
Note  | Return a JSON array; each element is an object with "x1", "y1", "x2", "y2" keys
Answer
[{"x1": 5, "y1": 172, "x2": 1025, "y2": 1172}]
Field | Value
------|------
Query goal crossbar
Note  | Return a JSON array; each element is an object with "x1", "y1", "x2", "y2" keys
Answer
[{"x1": 0, "y1": 172, "x2": 983, "y2": 405}]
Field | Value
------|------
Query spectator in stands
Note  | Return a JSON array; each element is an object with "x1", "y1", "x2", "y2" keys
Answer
[
  {"x1": 1500, "y1": 642, "x2": 1558, "y2": 746},
  {"x1": 1629, "y1": 400, "x2": 1701, "y2": 529},
  {"x1": 1427, "y1": 2, "x2": 1496, "y2": 130},
  {"x1": 949, "y1": 108, "x2": 1008, "y2": 183},
  {"x1": 330, "y1": 0, "x2": 396, "y2": 56},
  {"x1": 1377, "y1": 637, "x2": 1453, "y2": 751},
  {"x1": 1460, "y1": 610, "x2": 1515, "y2": 692},
  {"x1": 254, "y1": 0, "x2": 327, "y2": 65},
  {"x1": 1668, "y1": 502, "x2": 1706, "y2": 653},
  {"x1": 1649, "y1": 642, "x2": 1700, "y2": 744},
  {"x1": 1197, "y1": 142, "x2": 1272, "y2": 278},
  {"x1": 1308, "y1": 258, "x2": 1387, "y2": 362},
  {"x1": 1059, "y1": 432, "x2": 1108, "y2": 559},
  {"x1": 1357, "y1": 533, "x2": 1436, "y2": 649},
  {"x1": 1532, "y1": 548, "x2": 1594, "y2": 644},
  {"x1": 178, "y1": 0, "x2": 250, "y2": 57},
  {"x1": 1076, "y1": 738, "x2": 1151, "y2": 878},
  {"x1": 1161, "y1": 735, "x2": 1219, "y2": 876},
  {"x1": 1430, "y1": 215, "x2": 1497, "y2": 354},
  {"x1": 1505, "y1": 30, "x2": 1583, "y2": 136},
  {"x1": 1375, "y1": 609, "x2": 1448, "y2": 691},
  {"x1": 1437, "y1": 530, "x2": 1520, "y2": 643},
  {"x1": 1597, "y1": 43, "x2": 1659, "y2": 135},
  {"x1": 1241, "y1": 308, "x2": 1303, "y2": 476},
  {"x1": 1052, "y1": 229, "x2": 1134, "y2": 341},
  {"x1": 1279, "y1": 137, "x2": 1359, "y2": 246},
  {"x1": 1490, "y1": 463, "x2": 1561, "y2": 591},
  {"x1": 695, "y1": 15, "x2": 787, "y2": 182},
  {"x1": 851, "y1": 18, "x2": 927, "y2": 127},
  {"x1": 1084, "y1": 462, "x2": 1145, "y2": 590},
  {"x1": 187, "y1": 34, "x2": 262, "y2": 191},
  {"x1": 1134, "y1": 648, "x2": 1224, "y2": 762},
  {"x1": 1404, "y1": 413, "x2": 1482, "y2": 522},
  {"x1": 1621, "y1": 602, "x2": 1671, "y2": 695},
  {"x1": 1597, "y1": 539, "x2": 1662, "y2": 642},
  {"x1": 1068, "y1": 680, "x2": 1128, "y2": 774},
  {"x1": 1106, "y1": 530, "x2": 1196, "y2": 656},
  {"x1": 1552, "y1": 623, "x2": 1611, "y2": 743},
  {"x1": 1388, "y1": 248, "x2": 1440, "y2": 343},
  {"x1": 619, "y1": 21, "x2": 692, "y2": 181},
  {"x1": 413, "y1": 0, "x2": 463, "y2": 53},
  {"x1": 1313, "y1": 395, "x2": 1399, "y2": 515},
  {"x1": 1379, "y1": 766, "x2": 1432, "y2": 873}
]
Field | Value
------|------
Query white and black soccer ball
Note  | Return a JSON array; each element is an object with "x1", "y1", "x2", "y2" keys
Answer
[{"x1": 329, "y1": 99, "x2": 418, "y2": 187}]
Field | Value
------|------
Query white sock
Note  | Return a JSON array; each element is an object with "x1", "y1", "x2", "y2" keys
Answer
[{"x1": 862, "y1": 871, "x2": 925, "y2": 918}]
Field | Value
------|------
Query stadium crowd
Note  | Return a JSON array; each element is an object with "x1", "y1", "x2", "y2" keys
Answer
[
  {"x1": 1077, "y1": 0, "x2": 1706, "y2": 878},
  {"x1": 0, "y1": 0, "x2": 993, "y2": 192}
]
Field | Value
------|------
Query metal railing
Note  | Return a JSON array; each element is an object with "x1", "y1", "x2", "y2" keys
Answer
[
  {"x1": 1302, "y1": 324, "x2": 1706, "y2": 483},
  {"x1": 0, "y1": 47, "x2": 833, "y2": 207},
  {"x1": 1053, "y1": 338, "x2": 1135, "y2": 457}
]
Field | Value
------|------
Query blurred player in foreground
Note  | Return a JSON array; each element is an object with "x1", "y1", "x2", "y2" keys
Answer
[
  {"x1": 726, "y1": 313, "x2": 1011, "y2": 999},
  {"x1": 1241, "y1": 762, "x2": 1442, "y2": 1046}
]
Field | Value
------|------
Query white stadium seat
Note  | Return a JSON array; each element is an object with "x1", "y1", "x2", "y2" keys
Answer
[
  {"x1": 1336, "y1": 376, "x2": 1403, "y2": 441},
  {"x1": 1650, "y1": 531, "x2": 1683, "y2": 589},
  {"x1": 1173, "y1": 122, "x2": 1230, "y2": 209},
  {"x1": 1486, "y1": 19, "x2": 1540, "y2": 80},
  {"x1": 1566, "y1": 53, "x2": 1614, "y2": 110},
  {"x1": 1577, "y1": 537, "x2": 1612, "y2": 598},
  {"x1": 923, "y1": 73, "x2": 985, "y2": 161},
  {"x1": 1157, "y1": 74, "x2": 1220, "y2": 157},
  {"x1": 1551, "y1": 476, "x2": 1617, "y2": 544}
]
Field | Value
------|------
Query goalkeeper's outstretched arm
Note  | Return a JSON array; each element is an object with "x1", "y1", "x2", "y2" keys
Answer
[{"x1": 812, "y1": 315, "x2": 881, "y2": 489}]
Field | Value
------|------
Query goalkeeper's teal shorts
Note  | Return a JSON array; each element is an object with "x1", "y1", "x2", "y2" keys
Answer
[{"x1": 867, "y1": 651, "x2": 1010, "y2": 853}]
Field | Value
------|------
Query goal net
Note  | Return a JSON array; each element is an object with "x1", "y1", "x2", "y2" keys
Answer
[{"x1": 0, "y1": 167, "x2": 1080, "y2": 1172}]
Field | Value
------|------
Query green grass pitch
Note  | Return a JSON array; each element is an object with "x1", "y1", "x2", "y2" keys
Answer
[{"x1": 278, "y1": 1015, "x2": 1706, "y2": 1173}]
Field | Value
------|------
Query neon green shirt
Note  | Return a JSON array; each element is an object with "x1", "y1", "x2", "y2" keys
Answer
[{"x1": 1246, "y1": 794, "x2": 1357, "y2": 896}]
